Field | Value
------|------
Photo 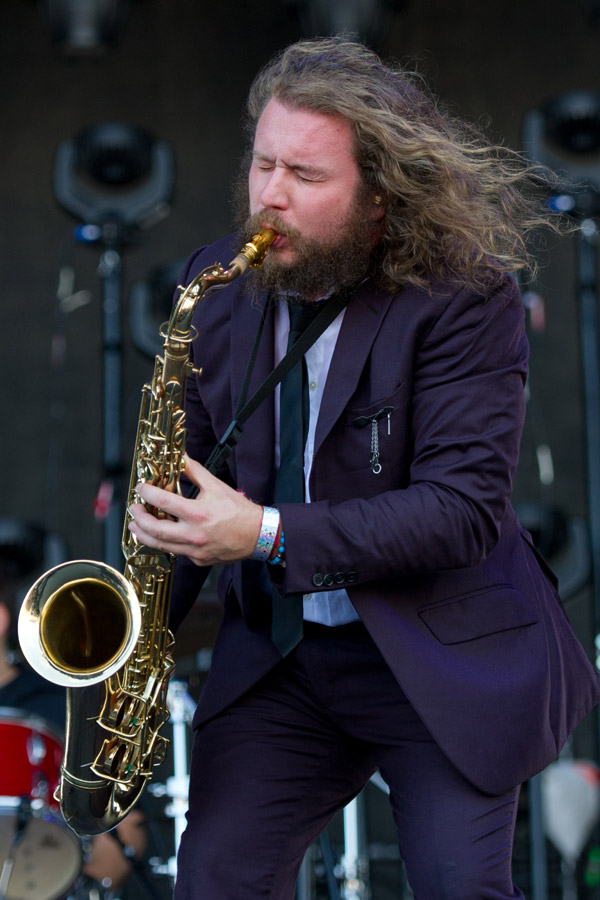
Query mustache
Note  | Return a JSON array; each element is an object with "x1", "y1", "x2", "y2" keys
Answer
[{"x1": 241, "y1": 210, "x2": 301, "y2": 243}]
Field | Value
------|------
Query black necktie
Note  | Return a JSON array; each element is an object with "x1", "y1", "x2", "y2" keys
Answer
[
  {"x1": 271, "y1": 301, "x2": 322, "y2": 655},
  {"x1": 276, "y1": 302, "x2": 322, "y2": 501}
]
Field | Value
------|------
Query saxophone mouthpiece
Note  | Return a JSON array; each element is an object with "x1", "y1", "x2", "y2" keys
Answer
[{"x1": 230, "y1": 227, "x2": 276, "y2": 275}]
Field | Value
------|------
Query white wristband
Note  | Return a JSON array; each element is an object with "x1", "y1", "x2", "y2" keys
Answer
[{"x1": 250, "y1": 506, "x2": 281, "y2": 561}]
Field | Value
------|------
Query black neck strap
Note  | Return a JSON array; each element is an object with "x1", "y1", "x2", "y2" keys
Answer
[{"x1": 195, "y1": 293, "x2": 347, "y2": 486}]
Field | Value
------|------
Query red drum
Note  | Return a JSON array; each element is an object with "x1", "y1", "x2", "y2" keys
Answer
[{"x1": 0, "y1": 709, "x2": 81, "y2": 900}]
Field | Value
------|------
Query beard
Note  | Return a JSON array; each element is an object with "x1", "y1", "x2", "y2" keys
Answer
[{"x1": 232, "y1": 176, "x2": 379, "y2": 304}]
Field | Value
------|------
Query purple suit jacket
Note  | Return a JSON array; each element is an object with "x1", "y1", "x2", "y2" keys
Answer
[{"x1": 171, "y1": 233, "x2": 600, "y2": 796}]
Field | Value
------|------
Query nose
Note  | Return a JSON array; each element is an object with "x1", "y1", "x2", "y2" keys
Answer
[{"x1": 258, "y1": 167, "x2": 289, "y2": 211}]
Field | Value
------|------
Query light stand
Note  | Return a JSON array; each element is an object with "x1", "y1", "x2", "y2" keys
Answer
[
  {"x1": 53, "y1": 122, "x2": 175, "y2": 570},
  {"x1": 523, "y1": 89, "x2": 600, "y2": 900},
  {"x1": 524, "y1": 90, "x2": 600, "y2": 667}
]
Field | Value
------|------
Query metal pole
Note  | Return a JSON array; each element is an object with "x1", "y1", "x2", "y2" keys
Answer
[
  {"x1": 576, "y1": 219, "x2": 600, "y2": 778},
  {"x1": 98, "y1": 245, "x2": 124, "y2": 571},
  {"x1": 528, "y1": 775, "x2": 549, "y2": 900},
  {"x1": 166, "y1": 681, "x2": 196, "y2": 875},
  {"x1": 340, "y1": 793, "x2": 370, "y2": 900}
]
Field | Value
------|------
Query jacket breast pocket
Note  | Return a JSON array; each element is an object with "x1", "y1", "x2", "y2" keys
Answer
[
  {"x1": 340, "y1": 383, "x2": 409, "y2": 477},
  {"x1": 418, "y1": 585, "x2": 539, "y2": 645},
  {"x1": 346, "y1": 382, "x2": 408, "y2": 428}
]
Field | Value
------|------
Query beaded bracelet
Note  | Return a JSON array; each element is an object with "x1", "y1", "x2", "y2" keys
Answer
[
  {"x1": 250, "y1": 506, "x2": 281, "y2": 561},
  {"x1": 267, "y1": 527, "x2": 285, "y2": 566}
]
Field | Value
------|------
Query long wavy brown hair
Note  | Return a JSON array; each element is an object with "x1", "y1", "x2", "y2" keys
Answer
[{"x1": 246, "y1": 37, "x2": 561, "y2": 294}]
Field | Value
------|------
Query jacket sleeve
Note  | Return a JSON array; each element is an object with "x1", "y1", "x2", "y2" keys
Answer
[{"x1": 279, "y1": 276, "x2": 529, "y2": 594}]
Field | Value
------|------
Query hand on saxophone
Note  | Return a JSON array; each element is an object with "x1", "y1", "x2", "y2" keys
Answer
[{"x1": 127, "y1": 455, "x2": 263, "y2": 567}]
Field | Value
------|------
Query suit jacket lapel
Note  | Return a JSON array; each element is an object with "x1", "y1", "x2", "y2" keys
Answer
[
  {"x1": 314, "y1": 282, "x2": 395, "y2": 457},
  {"x1": 228, "y1": 280, "x2": 395, "y2": 496}
]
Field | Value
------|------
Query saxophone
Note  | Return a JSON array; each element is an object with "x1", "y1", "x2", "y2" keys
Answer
[{"x1": 18, "y1": 227, "x2": 276, "y2": 835}]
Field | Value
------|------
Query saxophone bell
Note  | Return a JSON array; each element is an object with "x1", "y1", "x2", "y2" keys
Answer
[{"x1": 18, "y1": 560, "x2": 141, "y2": 688}]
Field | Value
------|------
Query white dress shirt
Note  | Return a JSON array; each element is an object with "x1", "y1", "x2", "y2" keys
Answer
[{"x1": 274, "y1": 299, "x2": 360, "y2": 626}]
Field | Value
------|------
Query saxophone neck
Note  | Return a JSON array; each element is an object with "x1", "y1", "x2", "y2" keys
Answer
[
  {"x1": 169, "y1": 227, "x2": 276, "y2": 339},
  {"x1": 167, "y1": 276, "x2": 205, "y2": 342}
]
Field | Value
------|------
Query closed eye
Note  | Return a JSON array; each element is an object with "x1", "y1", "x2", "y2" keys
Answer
[
  {"x1": 252, "y1": 154, "x2": 326, "y2": 182},
  {"x1": 291, "y1": 164, "x2": 326, "y2": 183}
]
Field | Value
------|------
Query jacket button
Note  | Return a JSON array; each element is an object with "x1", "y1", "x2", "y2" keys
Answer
[
  {"x1": 323, "y1": 573, "x2": 334, "y2": 586},
  {"x1": 334, "y1": 572, "x2": 345, "y2": 584},
  {"x1": 347, "y1": 571, "x2": 358, "y2": 583},
  {"x1": 312, "y1": 574, "x2": 324, "y2": 587}
]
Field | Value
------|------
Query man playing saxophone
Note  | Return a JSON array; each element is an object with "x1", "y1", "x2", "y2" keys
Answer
[{"x1": 128, "y1": 37, "x2": 600, "y2": 899}]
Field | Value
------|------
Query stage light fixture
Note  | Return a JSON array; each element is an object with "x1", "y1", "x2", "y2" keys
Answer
[
  {"x1": 37, "y1": 0, "x2": 128, "y2": 53},
  {"x1": 581, "y1": 0, "x2": 600, "y2": 26},
  {"x1": 53, "y1": 121, "x2": 175, "y2": 238},
  {"x1": 523, "y1": 91, "x2": 600, "y2": 205},
  {"x1": 285, "y1": 0, "x2": 405, "y2": 47}
]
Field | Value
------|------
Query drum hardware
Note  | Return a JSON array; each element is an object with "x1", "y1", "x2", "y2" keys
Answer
[
  {"x1": 0, "y1": 710, "x2": 81, "y2": 900},
  {"x1": 27, "y1": 731, "x2": 48, "y2": 766},
  {"x1": 66, "y1": 877, "x2": 106, "y2": 900},
  {"x1": 0, "y1": 795, "x2": 31, "y2": 900},
  {"x1": 0, "y1": 850, "x2": 16, "y2": 900}
]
